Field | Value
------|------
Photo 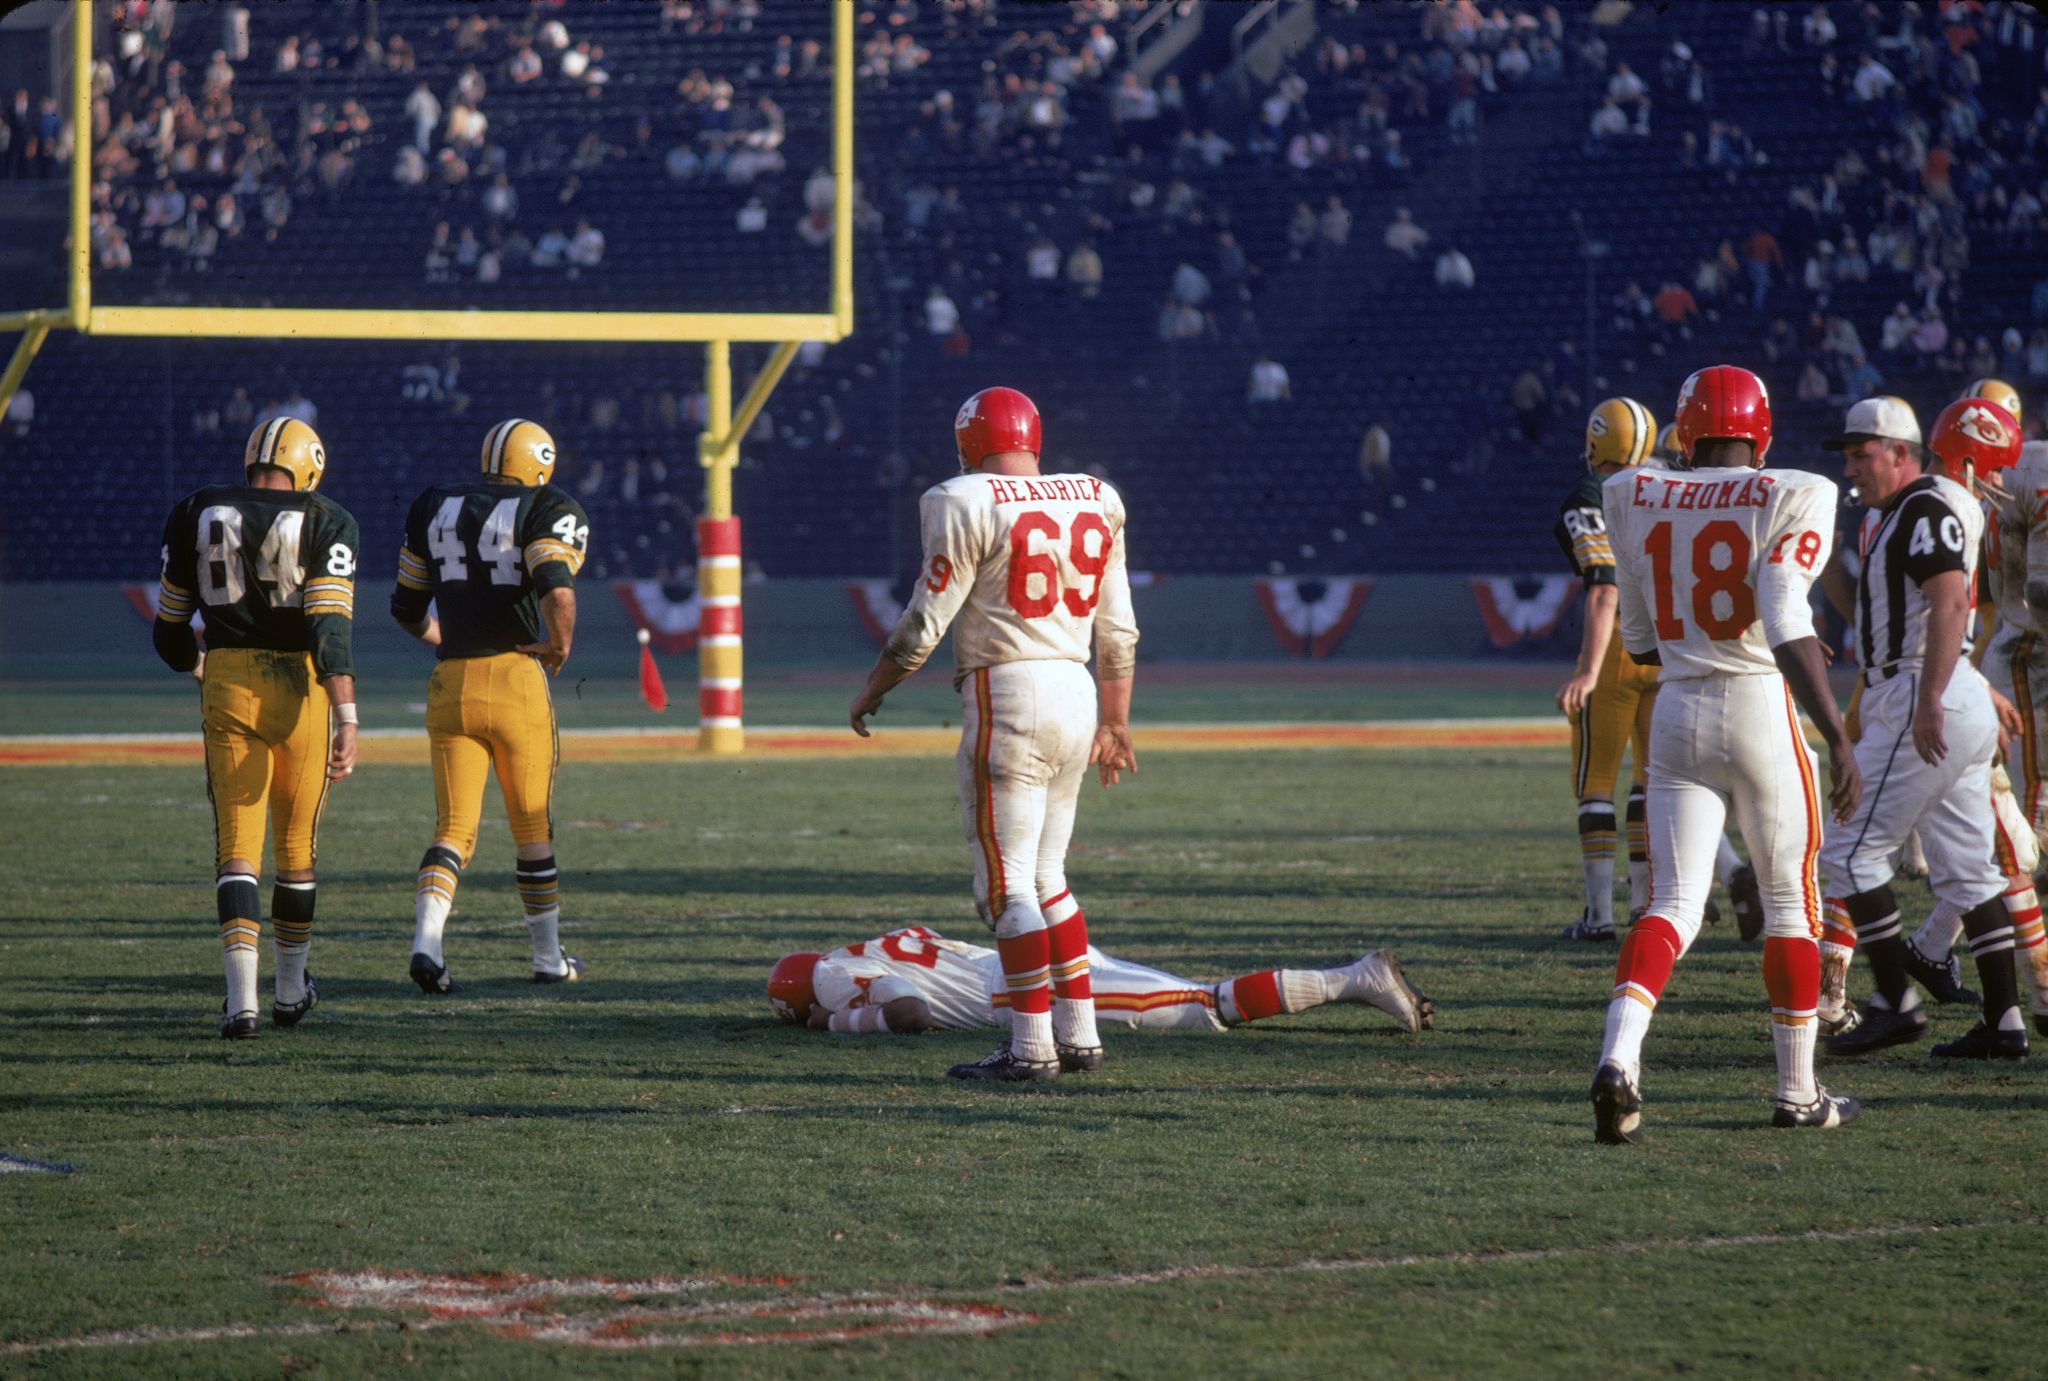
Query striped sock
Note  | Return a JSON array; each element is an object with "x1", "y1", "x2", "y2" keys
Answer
[
  {"x1": 217, "y1": 872, "x2": 261, "y2": 1018},
  {"x1": 1844, "y1": 886, "x2": 1908, "y2": 1008},
  {"x1": 1960, "y1": 895, "x2": 2022, "y2": 1028},
  {"x1": 1763, "y1": 936, "x2": 1820, "y2": 1104},
  {"x1": 271, "y1": 880, "x2": 315, "y2": 1006},
  {"x1": 1578, "y1": 800, "x2": 1617, "y2": 930},
  {"x1": 413, "y1": 845, "x2": 462, "y2": 967},
  {"x1": 1625, "y1": 786, "x2": 1650, "y2": 913},
  {"x1": 1041, "y1": 890, "x2": 1098, "y2": 1049},
  {"x1": 516, "y1": 853, "x2": 566, "y2": 975},
  {"x1": 1217, "y1": 969, "x2": 1329, "y2": 1025},
  {"x1": 1819, "y1": 896, "x2": 1858, "y2": 1017},
  {"x1": 993, "y1": 902, "x2": 1053, "y2": 1060},
  {"x1": 2003, "y1": 882, "x2": 2048, "y2": 991}
]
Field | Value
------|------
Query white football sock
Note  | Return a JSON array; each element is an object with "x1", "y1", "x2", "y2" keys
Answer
[
  {"x1": 1051, "y1": 997, "x2": 1099, "y2": 1048},
  {"x1": 527, "y1": 907, "x2": 566, "y2": 975},
  {"x1": 1771, "y1": 1018, "x2": 1817, "y2": 1104},
  {"x1": 1627, "y1": 860, "x2": 1650, "y2": 915},
  {"x1": 274, "y1": 940, "x2": 309, "y2": 1005},
  {"x1": 413, "y1": 891, "x2": 452, "y2": 967},
  {"x1": 1010, "y1": 1009, "x2": 1055, "y2": 1062},
  {"x1": 1599, "y1": 994, "x2": 1653, "y2": 1082},
  {"x1": 1583, "y1": 857, "x2": 1615, "y2": 930},
  {"x1": 1714, "y1": 834, "x2": 1743, "y2": 886},
  {"x1": 1997, "y1": 1004, "x2": 2026, "y2": 1032},
  {"x1": 1912, "y1": 902, "x2": 1964, "y2": 958},
  {"x1": 224, "y1": 948, "x2": 258, "y2": 1019}
]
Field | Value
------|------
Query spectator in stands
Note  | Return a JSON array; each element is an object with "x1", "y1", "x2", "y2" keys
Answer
[
  {"x1": 510, "y1": 43, "x2": 542, "y2": 86},
  {"x1": 1796, "y1": 357, "x2": 1830, "y2": 401},
  {"x1": 1840, "y1": 352, "x2": 1884, "y2": 401},
  {"x1": 1802, "y1": 5, "x2": 1837, "y2": 48},
  {"x1": 1911, "y1": 310, "x2": 1949, "y2": 358},
  {"x1": 2029, "y1": 329, "x2": 2048, "y2": 383},
  {"x1": 1026, "y1": 234, "x2": 1061, "y2": 299},
  {"x1": 1434, "y1": 246, "x2": 1476, "y2": 290},
  {"x1": 924, "y1": 285, "x2": 960, "y2": 337},
  {"x1": 1742, "y1": 225, "x2": 1783, "y2": 308},
  {"x1": 483, "y1": 174, "x2": 517, "y2": 222},
  {"x1": 1285, "y1": 201, "x2": 1318, "y2": 262},
  {"x1": 532, "y1": 224, "x2": 567, "y2": 270},
  {"x1": 1587, "y1": 97, "x2": 1629, "y2": 147},
  {"x1": 1851, "y1": 52, "x2": 1897, "y2": 105},
  {"x1": 405, "y1": 81, "x2": 439, "y2": 154},
  {"x1": 4, "y1": 384, "x2": 32, "y2": 439},
  {"x1": 568, "y1": 221, "x2": 605, "y2": 272},
  {"x1": 1247, "y1": 357, "x2": 1291, "y2": 405},
  {"x1": 98, "y1": 224, "x2": 133, "y2": 270},
  {"x1": 1606, "y1": 61, "x2": 1644, "y2": 106},
  {"x1": 1383, "y1": 206, "x2": 1430, "y2": 258},
  {"x1": 1319, "y1": 196, "x2": 1353, "y2": 253},
  {"x1": 1172, "y1": 260, "x2": 1211, "y2": 309},
  {"x1": 1066, "y1": 239, "x2": 1103, "y2": 300},
  {"x1": 1359, "y1": 422, "x2": 1393, "y2": 495},
  {"x1": 735, "y1": 196, "x2": 766, "y2": 233},
  {"x1": 393, "y1": 144, "x2": 426, "y2": 185},
  {"x1": 1510, "y1": 367, "x2": 1549, "y2": 443},
  {"x1": 1652, "y1": 279, "x2": 1699, "y2": 333}
]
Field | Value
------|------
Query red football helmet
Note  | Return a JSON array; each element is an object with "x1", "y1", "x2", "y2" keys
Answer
[
  {"x1": 767, "y1": 951, "x2": 821, "y2": 1024},
  {"x1": 954, "y1": 386, "x2": 1041, "y2": 471},
  {"x1": 1929, "y1": 396, "x2": 2021, "y2": 485},
  {"x1": 1673, "y1": 365, "x2": 1773, "y2": 463}
]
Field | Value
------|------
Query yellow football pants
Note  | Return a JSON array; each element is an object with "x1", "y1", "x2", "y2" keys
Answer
[
  {"x1": 426, "y1": 652, "x2": 558, "y2": 861},
  {"x1": 1571, "y1": 626, "x2": 1659, "y2": 798},
  {"x1": 202, "y1": 647, "x2": 332, "y2": 872}
]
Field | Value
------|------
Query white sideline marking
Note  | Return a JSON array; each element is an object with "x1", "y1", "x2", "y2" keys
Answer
[
  {"x1": 0, "y1": 718, "x2": 1559, "y2": 747},
  {"x1": 0, "y1": 1153, "x2": 73, "y2": 1175},
  {"x1": 0, "y1": 1221, "x2": 2017, "y2": 1357}
]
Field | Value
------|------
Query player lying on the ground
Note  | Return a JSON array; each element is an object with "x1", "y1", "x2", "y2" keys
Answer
[{"x1": 767, "y1": 925, "x2": 1433, "y2": 1036}]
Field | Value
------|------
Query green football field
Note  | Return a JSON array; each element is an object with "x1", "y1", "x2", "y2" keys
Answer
[{"x1": 3, "y1": 678, "x2": 2044, "y2": 1376}]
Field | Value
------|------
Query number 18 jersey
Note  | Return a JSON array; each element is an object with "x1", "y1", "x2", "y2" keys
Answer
[
  {"x1": 1603, "y1": 466, "x2": 1837, "y2": 680},
  {"x1": 391, "y1": 480, "x2": 590, "y2": 660},
  {"x1": 882, "y1": 471, "x2": 1139, "y2": 683}
]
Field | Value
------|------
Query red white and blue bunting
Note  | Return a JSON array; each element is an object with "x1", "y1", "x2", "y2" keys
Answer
[
  {"x1": 1470, "y1": 575, "x2": 1580, "y2": 649},
  {"x1": 1251, "y1": 577, "x2": 1373, "y2": 658},
  {"x1": 614, "y1": 581, "x2": 700, "y2": 654}
]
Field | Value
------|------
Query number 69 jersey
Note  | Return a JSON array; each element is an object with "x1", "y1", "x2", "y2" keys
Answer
[
  {"x1": 883, "y1": 471, "x2": 1139, "y2": 683},
  {"x1": 1602, "y1": 466, "x2": 1839, "y2": 679},
  {"x1": 391, "y1": 481, "x2": 590, "y2": 659},
  {"x1": 156, "y1": 484, "x2": 360, "y2": 677}
]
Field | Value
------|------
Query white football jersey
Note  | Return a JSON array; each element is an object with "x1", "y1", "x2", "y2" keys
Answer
[
  {"x1": 883, "y1": 471, "x2": 1139, "y2": 683},
  {"x1": 810, "y1": 925, "x2": 999, "y2": 1030},
  {"x1": 1852, "y1": 473, "x2": 1983, "y2": 679},
  {"x1": 1983, "y1": 442, "x2": 2048, "y2": 639},
  {"x1": 1604, "y1": 466, "x2": 1837, "y2": 680}
]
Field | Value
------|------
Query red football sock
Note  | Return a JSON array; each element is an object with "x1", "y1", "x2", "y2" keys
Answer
[
  {"x1": 996, "y1": 930, "x2": 1052, "y2": 1015},
  {"x1": 1613, "y1": 915, "x2": 1681, "y2": 1004},
  {"x1": 1762, "y1": 935, "x2": 1821, "y2": 1015},
  {"x1": 1225, "y1": 970, "x2": 1285, "y2": 1022},
  {"x1": 1045, "y1": 909, "x2": 1093, "y2": 1001}
]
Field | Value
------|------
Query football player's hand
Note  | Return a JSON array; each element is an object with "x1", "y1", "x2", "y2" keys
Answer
[
  {"x1": 1555, "y1": 671, "x2": 1598, "y2": 717},
  {"x1": 1826, "y1": 740, "x2": 1862, "y2": 823},
  {"x1": 328, "y1": 722, "x2": 359, "y2": 781},
  {"x1": 849, "y1": 690, "x2": 884, "y2": 737},
  {"x1": 519, "y1": 640, "x2": 569, "y2": 676},
  {"x1": 1990, "y1": 687, "x2": 2023, "y2": 743},
  {"x1": 1090, "y1": 724, "x2": 1137, "y2": 786},
  {"x1": 805, "y1": 1003, "x2": 831, "y2": 1031},
  {"x1": 1912, "y1": 696, "x2": 1947, "y2": 766},
  {"x1": 189, "y1": 651, "x2": 207, "y2": 685}
]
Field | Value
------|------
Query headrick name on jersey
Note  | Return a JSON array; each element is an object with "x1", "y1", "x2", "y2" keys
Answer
[{"x1": 393, "y1": 481, "x2": 591, "y2": 660}]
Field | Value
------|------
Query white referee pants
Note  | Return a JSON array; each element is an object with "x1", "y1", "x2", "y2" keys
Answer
[
  {"x1": 1644, "y1": 673, "x2": 1824, "y2": 954},
  {"x1": 1818, "y1": 666, "x2": 2006, "y2": 910},
  {"x1": 955, "y1": 659, "x2": 1098, "y2": 925}
]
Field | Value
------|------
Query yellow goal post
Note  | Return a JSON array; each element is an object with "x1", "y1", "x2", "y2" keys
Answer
[{"x1": 0, "y1": 0, "x2": 857, "y2": 755}]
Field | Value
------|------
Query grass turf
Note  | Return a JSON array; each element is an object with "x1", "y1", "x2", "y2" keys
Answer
[{"x1": 3, "y1": 743, "x2": 2043, "y2": 1376}]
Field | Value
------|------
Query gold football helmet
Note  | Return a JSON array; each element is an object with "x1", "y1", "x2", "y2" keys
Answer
[
  {"x1": 1584, "y1": 397, "x2": 1657, "y2": 471},
  {"x1": 481, "y1": 418, "x2": 557, "y2": 486},
  {"x1": 243, "y1": 417, "x2": 327, "y2": 492},
  {"x1": 1967, "y1": 378, "x2": 2022, "y2": 427},
  {"x1": 1652, "y1": 422, "x2": 1682, "y2": 465}
]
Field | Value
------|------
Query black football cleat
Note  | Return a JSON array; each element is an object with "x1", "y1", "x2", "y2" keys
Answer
[
  {"x1": 272, "y1": 974, "x2": 319, "y2": 1028},
  {"x1": 1818, "y1": 998, "x2": 1862, "y2": 1039},
  {"x1": 1560, "y1": 911, "x2": 1616, "y2": 943},
  {"x1": 1824, "y1": 1000, "x2": 1926, "y2": 1055},
  {"x1": 409, "y1": 953, "x2": 462, "y2": 995},
  {"x1": 1930, "y1": 1022, "x2": 2029, "y2": 1061},
  {"x1": 947, "y1": 1043, "x2": 1059, "y2": 1083},
  {"x1": 533, "y1": 954, "x2": 584, "y2": 984},
  {"x1": 1056, "y1": 1043, "x2": 1105, "y2": 1073},
  {"x1": 1702, "y1": 896, "x2": 1722, "y2": 928},
  {"x1": 1771, "y1": 1085, "x2": 1859, "y2": 1129},
  {"x1": 1902, "y1": 939, "x2": 1978, "y2": 1005},
  {"x1": 1729, "y1": 865, "x2": 1764, "y2": 942},
  {"x1": 219, "y1": 1007, "x2": 260, "y2": 1040},
  {"x1": 1590, "y1": 1062, "x2": 1644, "y2": 1145}
]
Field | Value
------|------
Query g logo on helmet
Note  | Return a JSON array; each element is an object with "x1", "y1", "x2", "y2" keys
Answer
[
  {"x1": 309, "y1": 443, "x2": 327, "y2": 475},
  {"x1": 1957, "y1": 404, "x2": 2006, "y2": 448},
  {"x1": 536, "y1": 442, "x2": 557, "y2": 466},
  {"x1": 1587, "y1": 412, "x2": 1610, "y2": 438}
]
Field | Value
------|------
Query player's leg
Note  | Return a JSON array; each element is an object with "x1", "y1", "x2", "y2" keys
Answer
[
  {"x1": 1724, "y1": 677, "x2": 1850, "y2": 1125},
  {"x1": 1624, "y1": 669, "x2": 1654, "y2": 918},
  {"x1": 491, "y1": 655, "x2": 577, "y2": 982},
  {"x1": 413, "y1": 660, "x2": 486, "y2": 992},
  {"x1": 1564, "y1": 660, "x2": 1628, "y2": 940},
  {"x1": 950, "y1": 665, "x2": 1058, "y2": 1079},
  {"x1": 1088, "y1": 949, "x2": 1228, "y2": 1031},
  {"x1": 2003, "y1": 634, "x2": 2048, "y2": 1019},
  {"x1": 202, "y1": 652, "x2": 271, "y2": 1037},
  {"x1": 265, "y1": 658, "x2": 333, "y2": 1025},
  {"x1": 1031, "y1": 663, "x2": 1101, "y2": 1064},
  {"x1": 1592, "y1": 685, "x2": 1727, "y2": 1143},
  {"x1": 1214, "y1": 949, "x2": 1431, "y2": 1032}
]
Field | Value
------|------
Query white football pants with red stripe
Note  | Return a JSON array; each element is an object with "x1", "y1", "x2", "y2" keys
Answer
[
  {"x1": 1986, "y1": 625, "x2": 2048, "y2": 846},
  {"x1": 1818, "y1": 668, "x2": 2007, "y2": 912},
  {"x1": 1083, "y1": 948, "x2": 1229, "y2": 1031},
  {"x1": 956, "y1": 659, "x2": 1097, "y2": 923},
  {"x1": 1645, "y1": 672, "x2": 1825, "y2": 951}
]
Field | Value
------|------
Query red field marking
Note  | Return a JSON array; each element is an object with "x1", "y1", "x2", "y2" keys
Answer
[{"x1": 0, "y1": 719, "x2": 1572, "y2": 767}]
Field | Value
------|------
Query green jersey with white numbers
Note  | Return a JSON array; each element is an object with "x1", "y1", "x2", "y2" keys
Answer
[{"x1": 391, "y1": 481, "x2": 590, "y2": 660}]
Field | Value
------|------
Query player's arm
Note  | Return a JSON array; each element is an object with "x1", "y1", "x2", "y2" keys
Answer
[
  {"x1": 806, "y1": 976, "x2": 934, "y2": 1033},
  {"x1": 1969, "y1": 557, "x2": 1995, "y2": 669},
  {"x1": 304, "y1": 501, "x2": 361, "y2": 779},
  {"x1": 1761, "y1": 484, "x2": 1859, "y2": 820},
  {"x1": 390, "y1": 493, "x2": 440, "y2": 642},
  {"x1": 1091, "y1": 493, "x2": 1139, "y2": 785},
  {"x1": 1602, "y1": 482, "x2": 1660, "y2": 667},
  {"x1": 1819, "y1": 543, "x2": 1856, "y2": 622},
  {"x1": 1557, "y1": 502, "x2": 1618, "y2": 713},
  {"x1": 853, "y1": 489, "x2": 980, "y2": 735},
  {"x1": 151, "y1": 501, "x2": 203, "y2": 677},
  {"x1": 517, "y1": 491, "x2": 589, "y2": 675}
]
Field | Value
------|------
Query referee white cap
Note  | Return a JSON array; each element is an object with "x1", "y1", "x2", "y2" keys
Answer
[{"x1": 1821, "y1": 396, "x2": 1922, "y2": 452}]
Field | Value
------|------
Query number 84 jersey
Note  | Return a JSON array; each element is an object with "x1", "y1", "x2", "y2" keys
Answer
[
  {"x1": 157, "y1": 484, "x2": 360, "y2": 671},
  {"x1": 393, "y1": 481, "x2": 590, "y2": 659},
  {"x1": 883, "y1": 471, "x2": 1139, "y2": 684},
  {"x1": 1603, "y1": 466, "x2": 1839, "y2": 680}
]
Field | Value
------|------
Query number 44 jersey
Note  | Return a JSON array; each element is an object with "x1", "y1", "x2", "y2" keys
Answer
[
  {"x1": 393, "y1": 481, "x2": 590, "y2": 659},
  {"x1": 157, "y1": 484, "x2": 360, "y2": 673},
  {"x1": 1603, "y1": 466, "x2": 1839, "y2": 679},
  {"x1": 883, "y1": 471, "x2": 1139, "y2": 683}
]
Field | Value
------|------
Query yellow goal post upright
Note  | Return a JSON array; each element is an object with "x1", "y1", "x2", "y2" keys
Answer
[{"x1": 0, "y1": 0, "x2": 857, "y2": 755}]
